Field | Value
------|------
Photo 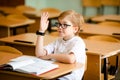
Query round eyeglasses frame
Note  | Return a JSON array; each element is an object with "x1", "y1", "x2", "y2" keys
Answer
[{"x1": 55, "y1": 22, "x2": 72, "y2": 29}]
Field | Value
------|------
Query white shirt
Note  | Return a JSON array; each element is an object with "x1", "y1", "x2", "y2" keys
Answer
[{"x1": 44, "y1": 36, "x2": 86, "y2": 80}]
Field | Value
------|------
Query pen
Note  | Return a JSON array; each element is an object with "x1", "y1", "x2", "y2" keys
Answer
[
  {"x1": 112, "y1": 33, "x2": 120, "y2": 35},
  {"x1": 14, "y1": 40, "x2": 33, "y2": 44}
]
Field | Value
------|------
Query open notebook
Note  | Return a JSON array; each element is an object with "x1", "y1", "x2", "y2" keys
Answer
[{"x1": 0, "y1": 55, "x2": 59, "y2": 75}]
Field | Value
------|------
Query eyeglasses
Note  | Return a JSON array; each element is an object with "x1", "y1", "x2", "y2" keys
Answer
[{"x1": 55, "y1": 22, "x2": 71, "y2": 29}]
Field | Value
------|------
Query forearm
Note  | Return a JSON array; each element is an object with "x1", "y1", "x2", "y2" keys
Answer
[
  {"x1": 35, "y1": 35, "x2": 46, "y2": 57},
  {"x1": 35, "y1": 12, "x2": 49, "y2": 57},
  {"x1": 40, "y1": 53, "x2": 76, "y2": 64}
]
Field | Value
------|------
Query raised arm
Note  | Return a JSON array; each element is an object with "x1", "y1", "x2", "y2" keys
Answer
[{"x1": 35, "y1": 12, "x2": 49, "y2": 57}]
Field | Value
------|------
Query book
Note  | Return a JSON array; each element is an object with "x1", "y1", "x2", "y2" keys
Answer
[{"x1": 0, "y1": 55, "x2": 59, "y2": 75}]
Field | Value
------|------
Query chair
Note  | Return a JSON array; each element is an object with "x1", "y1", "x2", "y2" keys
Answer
[
  {"x1": 101, "y1": 0, "x2": 120, "y2": 14},
  {"x1": 81, "y1": 0, "x2": 102, "y2": 16},
  {"x1": 98, "y1": 21, "x2": 120, "y2": 27},
  {"x1": 86, "y1": 35, "x2": 120, "y2": 79},
  {"x1": 0, "y1": 46, "x2": 22, "y2": 55}
]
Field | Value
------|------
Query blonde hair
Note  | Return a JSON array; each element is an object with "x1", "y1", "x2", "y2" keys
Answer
[{"x1": 58, "y1": 10, "x2": 84, "y2": 35}]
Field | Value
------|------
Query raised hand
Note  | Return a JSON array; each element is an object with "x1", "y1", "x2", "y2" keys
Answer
[{"x1": 39, "y1": 12, "x2": 49, "y2": 32}]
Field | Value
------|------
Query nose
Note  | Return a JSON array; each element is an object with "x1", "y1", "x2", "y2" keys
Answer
[{"x1": 57, "y1": 26, "x2": 63, "y2": 29}]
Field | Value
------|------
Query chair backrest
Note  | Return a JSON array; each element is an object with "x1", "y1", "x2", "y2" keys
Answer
[
  {"x1": 98, "y1": 21, "x2": 120, "y2": 27},
  {"x1": 82, "y1": 0, "x2": 101, "y2": 7},
  {"x1": 86, "y1": 35, "x2": 120, "y2": 42},
  {"x1": 101, "y1": 0, "x2": 120, "y2": 6},
  {"x1": 0, "y1": 46, "x2": 23, "y2": 55},
  {"x1": 81, "y1": 0, "x2": 102, "y2": 16}
]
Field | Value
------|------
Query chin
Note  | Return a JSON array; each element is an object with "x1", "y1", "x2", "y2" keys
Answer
[{"x1": 58, "y1": 33, "x2": 64, "y2": 37}]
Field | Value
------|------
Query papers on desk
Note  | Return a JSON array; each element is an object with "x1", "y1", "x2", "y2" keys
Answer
[{"x1": 0, "y1": 55, "x2": 59, "y2": 75}]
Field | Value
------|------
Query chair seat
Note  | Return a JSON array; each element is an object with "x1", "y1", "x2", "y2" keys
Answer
[{"x1": 0, "y1": 46, "x2": 23, "y2": 55}]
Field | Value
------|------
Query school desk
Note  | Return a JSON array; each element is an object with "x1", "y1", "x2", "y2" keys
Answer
[
  {"x1": 0, "y1": 51, "x2": 83, "y2": 80},
  {"x1": 0, "y1": 17, "x2": 35, "y2": 37},
  {"x1": 0, "y1": 33, "x2": 58, "y2": 55},
  {"x1": 79, "y1": 23, "x2": 120, "y2": 39},
  {"x1": 0, "y1": 33, "x2": 120, "y2": 80},
  {"x1": 91, "y1": 15, "x2": 120, "y2": 22}
]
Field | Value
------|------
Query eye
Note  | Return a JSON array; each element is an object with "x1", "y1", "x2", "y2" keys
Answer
[
  {"x1": 63, "y1": 24, "x2": 71, "y2": 27},
  {"x1": 55, "y1": 22, "x2": 61, "y2": 26}
]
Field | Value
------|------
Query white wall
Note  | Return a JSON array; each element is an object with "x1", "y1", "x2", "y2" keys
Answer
[{"x1": 25, "y1": 0, "x2": 119, "y2": 17}]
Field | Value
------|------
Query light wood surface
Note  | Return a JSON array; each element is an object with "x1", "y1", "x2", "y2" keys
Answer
[
  {"x1": 0, "y1": 16, "x2": 35, "y2": 28},
  {"x1": 91, "y1": 15, "x2": 120, "y2": 22},
  {"x1": 0, "y1": 46, "x2": 23, "y2": 55},
  {"x1": 0, "y1": 33, "x2": 57, "y2": 46},
  {"x1": 0, "y1": 51, "x2": 83, "y2": 80},
  {"x1": 0, "y1": 7, "x2": 22, "y2": 15},
  {"x1": 79, "y1": 23, "x2": 120, "y2": 39},
  {"x1": 84, "y1": 39, "x2": 120, "y2": 58}
]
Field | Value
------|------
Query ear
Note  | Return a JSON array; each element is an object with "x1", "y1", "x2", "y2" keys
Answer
[{"x1": 74, "y1": 27, "x2": 78, "y2": 33}]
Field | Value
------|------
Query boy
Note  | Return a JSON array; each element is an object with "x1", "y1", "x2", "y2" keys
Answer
[{"x1": 35, "y1": 10, "x2": 86, "y2": 80}]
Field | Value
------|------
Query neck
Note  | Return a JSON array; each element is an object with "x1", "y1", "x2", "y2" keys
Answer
[{"x1": 63, "y1": 34, "x2": 75, "y2": 41}]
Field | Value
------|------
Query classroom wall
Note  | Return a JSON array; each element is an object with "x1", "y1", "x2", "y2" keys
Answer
[{"x1": 25, "y1": 0, "x2": 120, "y2": 17}]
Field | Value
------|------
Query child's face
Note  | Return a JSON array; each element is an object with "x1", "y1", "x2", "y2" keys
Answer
[{"x1": 57, "y1": 18, "x2": 78, "y2": 40}]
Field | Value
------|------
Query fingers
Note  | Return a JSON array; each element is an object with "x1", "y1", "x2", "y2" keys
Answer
[
  {"x1": 39, "y1": 12, "x2": 49, "y2": 32},
  {"x1": 41, "y1": 12, "x2": 49, "y2": 22}
]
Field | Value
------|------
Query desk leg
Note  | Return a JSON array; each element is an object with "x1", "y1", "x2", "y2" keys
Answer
[
  {"x1": 84, "y1": 54, "x2": 100, "y2": 80},
  {"x1": 7, "y1": 27, "x2": 10, "y2": 36},
  {"x1": 12, "y1": 28, "x2": 17, "y2": 35},
  {"x1": 103, "y1": 58, "x2": 108, "y2": 80}
]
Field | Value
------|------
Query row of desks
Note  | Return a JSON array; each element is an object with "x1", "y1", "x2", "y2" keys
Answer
[
  {"x1": 1, "y1": 7, "x2": 119, "y2": 37},
  {"x1": 0, "y1": 6, "x2": 62, "y2": 34},
  {"x1": 0, "y1": 33, "x2": 120, "y2": 80},
  {"x1": 0, "y1": 20, "x2": 119, "y2": 39}
]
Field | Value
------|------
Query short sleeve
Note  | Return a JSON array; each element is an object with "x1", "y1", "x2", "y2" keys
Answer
[{"x1": 69, "y1": 38, "x2": 86, "y2": 63}]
